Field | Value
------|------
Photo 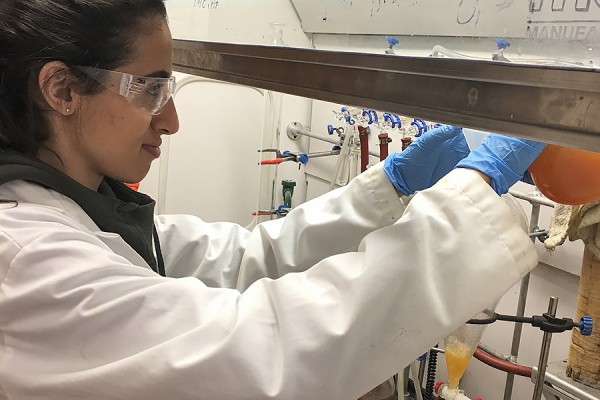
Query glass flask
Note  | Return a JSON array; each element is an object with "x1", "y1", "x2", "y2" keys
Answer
[
  {"x1": 529, "y1": 144, "x2": 600, "y2": 205},
  {"x1": 443, "y1": 308, "x2": 495, "y2": 391}
]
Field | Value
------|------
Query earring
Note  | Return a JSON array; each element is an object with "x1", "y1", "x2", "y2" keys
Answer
[{"x1": 65, "y1": 108, "x2": 72, "y2": 114}]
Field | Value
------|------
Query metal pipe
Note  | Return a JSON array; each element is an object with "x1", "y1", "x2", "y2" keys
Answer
[
  {"x1": 503, "y1": 300, "x2": 529, "y2": 395},
  {"x1": 402, "y1": 366, "x2": 410, "y2": 399},
  {"x1": 533, "y1": 365, "x2": 600, "y2": 400},
  {"x1": 287, "y1": 122, "x2": 381, "y2": 158},
  {"x1": 503, "y1": 201, "x2": 543, "y2": 400},
  {"x1": 473, "y1": 348, "x2": 533, "y2": 377},
  {"x1": 306, "y1": 150, "x2": 340, "y2": 159},
  {"x1": 508, "y1": 190, "x2": 555, "y2": 208},
  {"x1": 418, "y1": 358, "x2": 427, "y2": 389},
  {"x1": 478, "y1": 343, "x2": 513, "y2": 362},
  {"x1": 532, "y1": 296, "x2": 559, "y2": 400},
  {"x1": 288, "y1": 124, "x2": 340, "y2": 146}
]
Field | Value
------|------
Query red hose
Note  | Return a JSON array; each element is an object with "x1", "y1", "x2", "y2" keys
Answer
[{"x1": 473, "y1": 348, "x2": 532, "y2": 377}]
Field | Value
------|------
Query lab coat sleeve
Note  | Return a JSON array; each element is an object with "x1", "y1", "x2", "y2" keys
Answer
[
  {"x1": 0, "y1": 168, "x2": 538, "y2": 400},
  {"x1": 155, "y1": 162, "x2": 407, "y2": 290}
]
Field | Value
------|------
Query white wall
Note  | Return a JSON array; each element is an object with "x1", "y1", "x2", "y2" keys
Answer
[
  {"x1": 292, "y1": 0, "x2": 527, "y2": 36},
  {"x1": 167, "y1": 0, "x2": 312, "y2": 48},
  {"x1": 140, "y1": 73, "x2": 271, "y2": 227},
  {"x1": 140, "y1": 0, "x2": 314, "y2": 226}
]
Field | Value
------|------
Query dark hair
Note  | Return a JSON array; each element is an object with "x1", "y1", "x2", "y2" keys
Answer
[{"x1": 0, "y1": 0, "x2": 168, "y2": 155}]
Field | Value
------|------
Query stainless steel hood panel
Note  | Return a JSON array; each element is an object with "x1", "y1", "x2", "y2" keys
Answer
[{"x1": 173, "y1": 39, "x2": 600, "y2": 152}]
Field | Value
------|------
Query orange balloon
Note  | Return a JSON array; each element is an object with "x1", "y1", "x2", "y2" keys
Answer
[{"x1": 529, "y1": 144, "x2": 600, "y2": 205}]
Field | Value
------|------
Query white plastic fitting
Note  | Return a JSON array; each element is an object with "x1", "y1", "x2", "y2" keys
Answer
[{"x1": 434, "y1": 382, "x2": 480, "y2": 400}]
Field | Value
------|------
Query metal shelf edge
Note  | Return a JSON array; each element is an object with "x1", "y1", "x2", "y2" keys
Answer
[{"x1": 173, "y1": 39, "x2": 600, "y2": 152}]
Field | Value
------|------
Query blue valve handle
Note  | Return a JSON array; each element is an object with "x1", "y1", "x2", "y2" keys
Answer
[
  {"x1": 362, "y1": 109, "x2": 379, "y2": 125},
  {"x1": 383, "y1": 113, "x2": 393, "y2": 127},
  {"x1": 298, "y1": 153, "x2": 309, "y2": 165},
  {"x1": 274, "y1": 205, "x2": 289, "y2": 218},
  {"x1": 383, "y1": 113, "x2": 402, "y2": 129},
  {"x1": 387, "y1": 36, "x2": 399, "y2": 46},
  {"x1": 281, "y1": 151, "x2": 309, "y2": 165},
  {"x1": 411, "y1": 119, "x2": 428, "y2": 137},
  {"x1": 327, "y1": 124, "x2": 334, "y2": 135},
  {"x1": 340, "y1": 107, "x2": 355, "y2": 125},
  {"x1": 578, "y1": 315, "x2": 593, "y2": 336},
  {"x1": 496, "y1": 37, "x2": 511, "y2": 50}
]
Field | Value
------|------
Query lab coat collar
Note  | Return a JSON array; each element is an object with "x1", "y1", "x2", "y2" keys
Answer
[{"x1": 0, "y1": 149, "x2": 161, "y2": 273}]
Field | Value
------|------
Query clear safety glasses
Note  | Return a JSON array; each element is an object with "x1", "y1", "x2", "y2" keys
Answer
[{"x1": 74, "y1": 66, "x2": 177, "y2": 115}]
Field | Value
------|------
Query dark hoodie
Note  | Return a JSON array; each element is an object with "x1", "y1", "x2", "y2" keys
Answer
[{"x1": 0, "y1": 150, "x2": 165, "y2": 275}]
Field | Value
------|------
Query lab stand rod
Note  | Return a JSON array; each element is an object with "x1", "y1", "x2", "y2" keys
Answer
[
  {"x1": 305, "y1": 150, "x2": 341, "y2": 159},
  {"x1": 503, "y1": 201, "x2": 544, "y2": 400},
  {"x1": 287, "y1": 122, "x2": 339, "y2": 146},
  {"x1": 532, "y1": 296, "x2": 560, "y2": 400},
  {"x1": 287, "y1": 122, "x2": 380, "y2": 158},
  {"x1": 410, "y1": 362, "x2": 425, "y2": 400},
  {"x1": 478, "y1": 342, "x2": 513, "y2": 361},
  {"x1": 173, "y1": 39, "x2": 600, "y2": 152},
  {"x1": 402, "y1": 367, "x2": 410, "y2": 399},
  {"x1": 508, "y1": 190, "x2": 556, "y2": 208},
  {"x1": 418, "y1": 359, "x2": 426, "y2": 388},
  {"x1": 540, "y1": 381, "x2": 593, "y2": 400}
]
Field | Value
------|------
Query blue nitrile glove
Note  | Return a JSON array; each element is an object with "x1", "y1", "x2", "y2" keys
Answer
[
  {"x1": 383, "y1": 125, "x2": 469, "y2": 195},
  {"x1": 456, "y1": 134, "x2": 547, "y2": 195}
]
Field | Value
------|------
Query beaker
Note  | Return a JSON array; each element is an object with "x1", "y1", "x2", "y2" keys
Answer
[{"x1": 443, "y1": 308, "x2": 495, "y2": 390}]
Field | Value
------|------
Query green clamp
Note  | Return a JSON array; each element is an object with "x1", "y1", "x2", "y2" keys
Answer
[{"x1": 282, "y1": 180, "x2": 296, "y2": 208}]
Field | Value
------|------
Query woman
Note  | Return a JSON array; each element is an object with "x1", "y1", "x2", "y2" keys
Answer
[{"x1": 0, "y1": 1, "x2": 545, "y2": 399}]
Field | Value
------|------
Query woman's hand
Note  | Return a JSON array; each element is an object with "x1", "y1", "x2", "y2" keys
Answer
[
  {"x1": 383, "y1": 125, "x2": 469, "y2": 195},
  {"x1": 456, "y1": 134, "x2": 547, "y2": 195}
]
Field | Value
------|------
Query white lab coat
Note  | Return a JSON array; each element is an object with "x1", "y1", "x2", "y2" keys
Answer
[{"x1": 0, "y1": 164, "x2": 537, "y2": 400}]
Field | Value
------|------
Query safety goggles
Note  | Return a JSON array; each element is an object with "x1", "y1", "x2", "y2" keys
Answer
[{"x1": 74, "y1": 66, "x2": 177, "y2": 115}]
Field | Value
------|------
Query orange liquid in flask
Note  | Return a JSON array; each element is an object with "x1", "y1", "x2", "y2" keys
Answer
[{"x1": 445, "y1": 341, "x2": 473, "y2": 390}]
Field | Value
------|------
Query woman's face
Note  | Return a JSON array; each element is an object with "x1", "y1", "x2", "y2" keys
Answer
[{"x1": 56, "y1": 19, "x2": 179, "y2": 190}]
